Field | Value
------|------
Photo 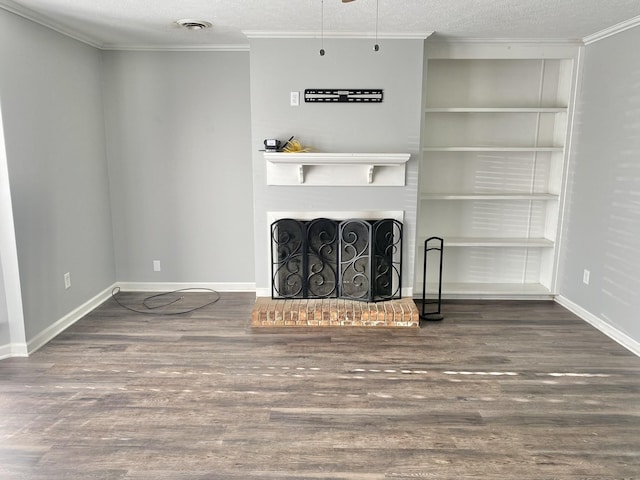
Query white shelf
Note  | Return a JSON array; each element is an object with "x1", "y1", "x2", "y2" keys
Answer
[
  {"x1": 264, "y1": 152, "x2": 410, "y2": 186},
  {"x1": 421, "y1": 193, "x2": 558, "y2": 201},
  {"x1": 423, "y1": 146, "x2": 563, "y2": 152},
  {"x1": 424, "y1": 107, "x2": 567, "y2": 113},
  {"x1": 443, "y1": 237, "x2": 554, "y2": 248},
  {"x1": 264, "y1": 152, "x2": 410, "y2": 165},
  {"x1": 423, "y1": 282, "x2": 552, "y2": 299}
]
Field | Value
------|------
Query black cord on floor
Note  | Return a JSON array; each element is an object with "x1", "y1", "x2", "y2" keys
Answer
[{"x1": 111, "y1": 287, "x2": 221, "y2": 315}]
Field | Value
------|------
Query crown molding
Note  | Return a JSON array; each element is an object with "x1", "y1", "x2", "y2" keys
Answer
[
  {"x1": 243, "y1": 30, "x2": 433, "y2": 40},
  {"x1": 102, "y1": 44, "x2": 250, "y2": 52},
  {"x1": 583, "y1": 14, "x2": 640, "y2": 45},
  {"x1": 0, "y1": 0, "x2": 249, "y2": 52},
  {"x1": 0, "y1": 0, "x2": 103, "y2": 48},
  {"x1": 1, "y1": 0, "x2": 431, "y2": 47}
]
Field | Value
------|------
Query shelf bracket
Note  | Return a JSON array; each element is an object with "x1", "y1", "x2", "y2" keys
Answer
[
  {"x1": 367, "y1": 165, "x2": 374, "y2": 184},
  {"x1": 298, "y1": 165, "x2": 305, "y2": 184}
]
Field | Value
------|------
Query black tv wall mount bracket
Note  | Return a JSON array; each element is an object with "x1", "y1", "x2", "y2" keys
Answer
[{"x1": 304, "y1": 89, "x2": 383, "y2": 103}]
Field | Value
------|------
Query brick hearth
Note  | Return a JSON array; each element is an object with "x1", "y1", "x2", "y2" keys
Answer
[{"x1": 251, "y1": 297, "x2": 419, "y2": 328}]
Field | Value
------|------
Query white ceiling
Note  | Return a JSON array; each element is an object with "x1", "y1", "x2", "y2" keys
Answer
[{"x1": 2, "y1": 0, "x2": 640, "y2": 49}]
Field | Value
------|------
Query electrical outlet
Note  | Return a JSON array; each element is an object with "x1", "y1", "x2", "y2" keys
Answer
[
  {"x1": 583, "y1": 269, "x2": 590, "y2": 285},
  {"x1": 64, "y1": 272, "x2": 71, "y2": 289},
  {"x1": 290, "y1": 91, "x2": 300, "y2": 106},
  {"x1": 153, "y1": 260, "x2": 161, "y2": 272}
]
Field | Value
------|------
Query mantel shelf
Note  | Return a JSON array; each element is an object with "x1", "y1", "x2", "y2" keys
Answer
[{"x1": 264, "y1": 152, "x2": 410, "y2": 186}]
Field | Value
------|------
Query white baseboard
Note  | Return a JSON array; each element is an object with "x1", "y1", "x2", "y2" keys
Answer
[
  {"x1": 2, "y1": 282, "x2": 255, "y2": 359},
  {"x1": 12, "y1": 287, "x2": 637, "y2": 360},
  {"x1": 255, "y1": 287, "x2": 270, "y2": 297},
  {"x1": 555, "y1": 295, "x2": 640, "y2": 357},
  {"x1": 26, "y1": 283, "x2": 117, "y2": 355},
  {"x1": 117, "y1": 282, "x2": 256, "y2": 293},
  {"x1": 0, "y1": 342, "x2": 28, "y2": 360}
]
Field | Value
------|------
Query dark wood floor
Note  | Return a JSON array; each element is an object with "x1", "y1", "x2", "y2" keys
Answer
[{"x1": 1, "y1": 292, "x2": 639, "y2": 479}]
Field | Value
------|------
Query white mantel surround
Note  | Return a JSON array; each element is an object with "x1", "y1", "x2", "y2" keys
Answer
[
  {"x1": 264, "y1": 152, "x2": 410, "y2": 186},
  {"x1": 256, "y1": 210, "x2": 406, "y2": 298}
]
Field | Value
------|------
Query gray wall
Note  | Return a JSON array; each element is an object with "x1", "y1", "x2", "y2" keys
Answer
[
  {"x1": 0, "y1": 49, "x2": 26, "y2": 357},
  {"x1": 558, "y1": 25, "x2": 640, "y2": 343},
  {"x1": 0, "y1": 256, "x2": 9, "y2": 348},
  {"x1": 249, "y1": 38, "x2": 424, "y2": 293},
  {"x1": 0, "y1": 11, "x2": 255, "y2": 353},
  {"x1": 0, "y1": 97, "x2": 11, "y2": 352},
  {"x1": 0, "y1": 10, "x2": 115, "y2": 342},
  {"x1": 102, "y1": 51, "x2": 254, "y2": 284}
]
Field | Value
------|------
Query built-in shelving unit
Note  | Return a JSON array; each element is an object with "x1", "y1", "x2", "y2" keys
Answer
[{"x1": 416, "y1": 50, "x2": 577, "y2": 299}]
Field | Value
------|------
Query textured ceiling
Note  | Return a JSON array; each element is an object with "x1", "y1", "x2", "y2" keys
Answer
[{"x1": 2, "y1": 0, "x2": 640, "y2": 49}]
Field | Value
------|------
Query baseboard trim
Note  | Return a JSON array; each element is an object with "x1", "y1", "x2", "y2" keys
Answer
[
  {"x1": 413, "y1": 294, "x2": 555, "y2": 301},
  {"x1": 26, "y1": 283, "x2": 117, "y2": 355},
  {"x1": 0, "y1": 342, "x2": 28, "y2": 360},
  {"x1": 10, "y1": 287, "x2": 638, "y2": 358},
  {"x1": 255, "y1": 288, "x2": 270, "y2": 298},
  {"x1": 555, "y1": 295, "x2": 640, "y2": 357},
  {"x1": 117, "y1": 282, "x2": 256, "y2": 293},
  {"x1": 4, "y1": 282, "x2": 255, "y2": 359}
]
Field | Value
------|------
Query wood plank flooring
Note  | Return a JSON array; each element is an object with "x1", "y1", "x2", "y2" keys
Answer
[{"x1": 1, "y1": 292, "x2": 639, "y2": 479}]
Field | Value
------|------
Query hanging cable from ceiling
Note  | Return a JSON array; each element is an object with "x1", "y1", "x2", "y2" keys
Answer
[
  {"x1": 374, "y1": 0, "x2": 380, "y2": 51},
  {"x1": 320, "y1": 0, "x2": 326, "y2": 56},
  {"x1": 321, "y1": 0, "x2": 380, "y2": 55}
]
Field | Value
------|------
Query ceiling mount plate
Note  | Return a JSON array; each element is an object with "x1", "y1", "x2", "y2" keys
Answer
[{"x1": 304, "y1": 89, "x2": 383, "y2": 103}]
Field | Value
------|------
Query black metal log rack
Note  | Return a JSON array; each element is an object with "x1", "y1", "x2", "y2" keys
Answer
[{"x1": 421, "y1": 236, "x2": 444, "y2": 321}]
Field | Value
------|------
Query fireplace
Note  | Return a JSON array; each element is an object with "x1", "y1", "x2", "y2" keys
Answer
[
  {"x1": 271, "y1": 217, "x2": 402, "y2": 302},
  {"x1": 250, "y1": 150, "x2": 417, "y2": 327}
]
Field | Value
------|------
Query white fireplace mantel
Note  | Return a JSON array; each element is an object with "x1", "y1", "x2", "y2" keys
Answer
[{"x1": 264, "y1": 152, "x2": 410, "y2": 186}]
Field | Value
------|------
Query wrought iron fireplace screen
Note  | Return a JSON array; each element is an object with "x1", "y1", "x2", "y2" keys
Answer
[{"x1": 271, "y1": 218, "x2": 402, "y2": 302}]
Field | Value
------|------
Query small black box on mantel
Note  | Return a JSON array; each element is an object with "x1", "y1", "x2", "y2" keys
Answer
[{"x1": 264, "y1": 139, "x2": 281, "y2": 151}]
